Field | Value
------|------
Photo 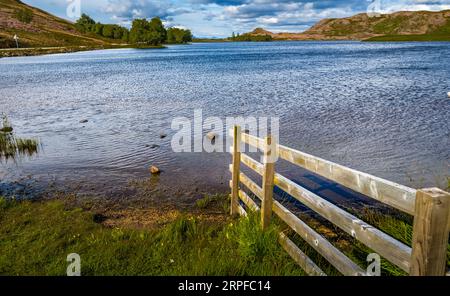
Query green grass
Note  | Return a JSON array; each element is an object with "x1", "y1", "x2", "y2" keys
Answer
[
  {"x1": 196, "y1": 193, "x2": 228, "y2": 210},
  {"x1": 372, "y1": 16, "x2": 409, "y2": 35},
  {"x1": 0, "y1": 198, "x2": 304, "y2": 276},
  {"x1": 366, "y1": 34, "x2": 450, "y2": 42},
  {"x1": 367, "y1": 18, "x2": 450, "y2": 41},
  {"x1": 1, "y1": 185, "x2": 449, "y2": 276}
]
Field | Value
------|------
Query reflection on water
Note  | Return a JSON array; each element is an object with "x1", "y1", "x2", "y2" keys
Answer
[{"x1": 0, "y1": 41, "x2": 449, "y2": 199}]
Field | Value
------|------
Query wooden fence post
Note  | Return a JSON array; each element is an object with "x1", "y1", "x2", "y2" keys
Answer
[
  {"x1": 231, "y1": 125, "x2": 241, "y2": 216},
  {"x1": 410, "y1": 188, "x2": 450, "y2": 276},
  {"x1": 261, "y1": 135, "x2": 276, "y2": 230}
]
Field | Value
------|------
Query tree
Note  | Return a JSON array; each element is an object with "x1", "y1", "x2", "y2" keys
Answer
[
  {"x1": 167, "y1": 27, "x2": 193, "y2": 44},
  {"x1": 182, "y1": 29, "x2": 193, "y2": 43},
  {"x1": 75, "y1": 13, "x2": 96, "y2": 33},
  {"x1": 122, "y1": 30, "x2": 129, "y2": 42},
  {"x1": 149, "y1": 17, "x2": 167, "y2": 44},
  {"x1": 94, "y1": 23, "x2": 104, "y2": 36},
  {"x1": 130, "y1": 17, "x2": 167, "y2": 46},
  {"x1": 102, "y1": 25, "x2": 115, "y2": 38},
  {"x1": 113, "y1": 26, "x2": 124, "y2": 40},
  {"x1": 129, "y1": 19, "x2": 150, "y2": 44}
]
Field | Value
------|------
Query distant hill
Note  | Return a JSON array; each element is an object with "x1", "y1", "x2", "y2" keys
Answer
[
  {"x1": 245, "y1": 10, "x2": 450, "y2": 41},
  {"x1": 0, "y1": 0, "x2": 116, "y2": 48}
]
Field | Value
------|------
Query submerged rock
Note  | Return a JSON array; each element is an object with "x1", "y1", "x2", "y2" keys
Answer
[
  {"x1": 0, "y1": 126, "x2": 13, "y2": 133},
  {"x1": 79, "y1": 119, "x2": 89, "y2": 123},
  {"x1": 150, "y1": 166, "x2": 161, "y2": 175},
  {"x1": 206, "y1": 132, "x2": 218, "y2": 141},
  {"x1": 146, "y1": 144, "x2": 160, "y2": 149}
]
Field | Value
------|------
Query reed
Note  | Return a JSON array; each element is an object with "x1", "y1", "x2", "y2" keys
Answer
[{"x1": 0, "y1": 114, "x2": 39, "y2": 162}]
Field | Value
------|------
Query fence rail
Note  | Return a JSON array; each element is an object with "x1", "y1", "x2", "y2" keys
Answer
[{"x1": 229, "y1": 126, "x2": 450, "y2": 276}]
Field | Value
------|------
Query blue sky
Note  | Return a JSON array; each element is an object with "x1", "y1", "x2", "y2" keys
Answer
[{"x1": 23, "y1": 0, "x2": 450, "y2": 37}]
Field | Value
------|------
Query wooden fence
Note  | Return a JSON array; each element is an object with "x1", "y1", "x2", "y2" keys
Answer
[{"x1": 228, "y1": 125, "x2": 450, "y2": 276}]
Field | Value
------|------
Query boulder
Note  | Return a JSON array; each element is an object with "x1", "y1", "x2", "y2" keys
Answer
[
  {"x1": 159, "y1": 133, "x2": 167, "y2": 139},
  {"x1": 79, "y1": 119, "x2": 88, "y2": 123},
  {"x1": 0, "y1": 126, "x2": 13, "y2": 133},
  {"x1": 206, "y1": 132, "x2": 218, "y2": 141},
  {"x1": 146, "y1": 144, "x2": 160, "y2": 149},
  {"x1": 150, "y1": 166, "x2": 161, "y2": 175}
]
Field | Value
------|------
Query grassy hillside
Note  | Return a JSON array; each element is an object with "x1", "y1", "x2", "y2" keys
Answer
[
  {"x1": 306, "y1": 10, "x2": 450, "y2": 41},
  {"x1": 245, "y1": 10, "x2": 450, "y2": 41},
  {"x1": 0, "y1": 0, "x2": 119, "y2": 48}
]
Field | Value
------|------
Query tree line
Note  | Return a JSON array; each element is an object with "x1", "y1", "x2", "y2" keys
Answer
[
  {"x1": 75, "y1": 14, "x2": 192, "y2": 45},
  {"x1": 229, "y1": 32, "x2": 273, "y2": 42}
]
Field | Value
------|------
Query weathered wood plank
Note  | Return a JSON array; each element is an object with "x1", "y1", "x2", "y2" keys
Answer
[
  {"x1": 278, "y1": 233, "x2": 327, "y2": 276},
  {"x1": 228, "y1": 169, "x2": 262, "y2": 201},
  {"x1": 232, "y1": 184, "x2": 326, "y2": 277},
  {"x1": 238, "y1": 169, "x2": 264, "y2": 198},
  {"x1": 241, "y1": 133, "x2": 265, "y2": 151},
  {"x1": 241, "y1": 153, "x2": 264, "y2": 174},
  {"x1": 277, "y1": 145, "x2": 417, "y2": 215},
  {"x1": 235, "y1": 156, "x2": 412, "y2": 272},
  {"x1": 274, "y1": 174, "x2": 412, "y2": 273},
  {"x1": 231, "y1": 125, "x2": 242, "y2": 215},
  {"x1": 230, "y1": 168, "x2": 366, "y2": 276},
  {"x1": 237, "y1": 204, "x2": 248, "y2": 217},
  {"x1": 261, "y1": 136, "x2": 275, "y2": 230},
  {"x1": 410, "y1": 188, "x2": 450, "y2": 276},
  {"x1": 273, "y1": 200, "x2": 366, "y2": 276},
  {"x1": 238, "y1": 190, "x2": 259, "y2": 212}
]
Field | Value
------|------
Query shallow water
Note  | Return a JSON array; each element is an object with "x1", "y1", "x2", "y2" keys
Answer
[{"x1": 0, "y1": 41, "x2": 449, "y2": 199}]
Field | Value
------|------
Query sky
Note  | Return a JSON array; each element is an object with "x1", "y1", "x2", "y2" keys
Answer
[{"x1": 23, "y1": 0, "x2": 450, "y2": 37}]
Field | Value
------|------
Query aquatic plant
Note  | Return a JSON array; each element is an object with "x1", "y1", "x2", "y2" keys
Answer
[{"x1": 0, "y1": 114, "x2": 39, "y2": 162}]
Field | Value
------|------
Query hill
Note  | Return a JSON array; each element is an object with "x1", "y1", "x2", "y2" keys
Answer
[
  {"x1": 245, "y1": 10, "x2": 450, "y2": 41},
  {"x1": 0, "y1": 0, "x2": 118, "y2": 48}
]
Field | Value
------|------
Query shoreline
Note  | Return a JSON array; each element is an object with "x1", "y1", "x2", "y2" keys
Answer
[
  {"x1": 2, "y1": 40, "x2": 450, "y2": 58},
  {"x1": 0, "y1": 44, "x2": 166, "y2": 58},
  {"x1": 0, "y1": 184, "x2": 416, "y2": 276}
]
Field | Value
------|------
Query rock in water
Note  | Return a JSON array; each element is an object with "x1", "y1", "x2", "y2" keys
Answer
[
  {"x1": 206, "y1": 132, "x2": 218, "y2": 141},
  {"x1": 79, "y1": 119, "x2": 88, "y2": 123},
  {"x1": 146, "y1": 144, "x2": 160, "y2": 149},
  {"x1": 160, "y1": 133, "x2": 167, "y2": 139},
  {"x1": 150, "y1": 166, "x2": 161, "y2": 175},
  {"x1": 0, "y1": 126, "x2": 13, "y2": 133}
]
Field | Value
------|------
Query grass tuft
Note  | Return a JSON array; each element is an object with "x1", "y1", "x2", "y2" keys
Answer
[{"x1": 0, "y1": 114, "x2": 39, "y2": 162}]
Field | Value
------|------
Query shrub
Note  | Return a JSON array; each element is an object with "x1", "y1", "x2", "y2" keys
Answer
[{"x1": 15, "y1": 9, "x2": 33, "y2": 24}]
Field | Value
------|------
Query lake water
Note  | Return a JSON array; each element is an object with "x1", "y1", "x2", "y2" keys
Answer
[{"x1": 0, "y1": 41, "x2": 449, "y2": 200}]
